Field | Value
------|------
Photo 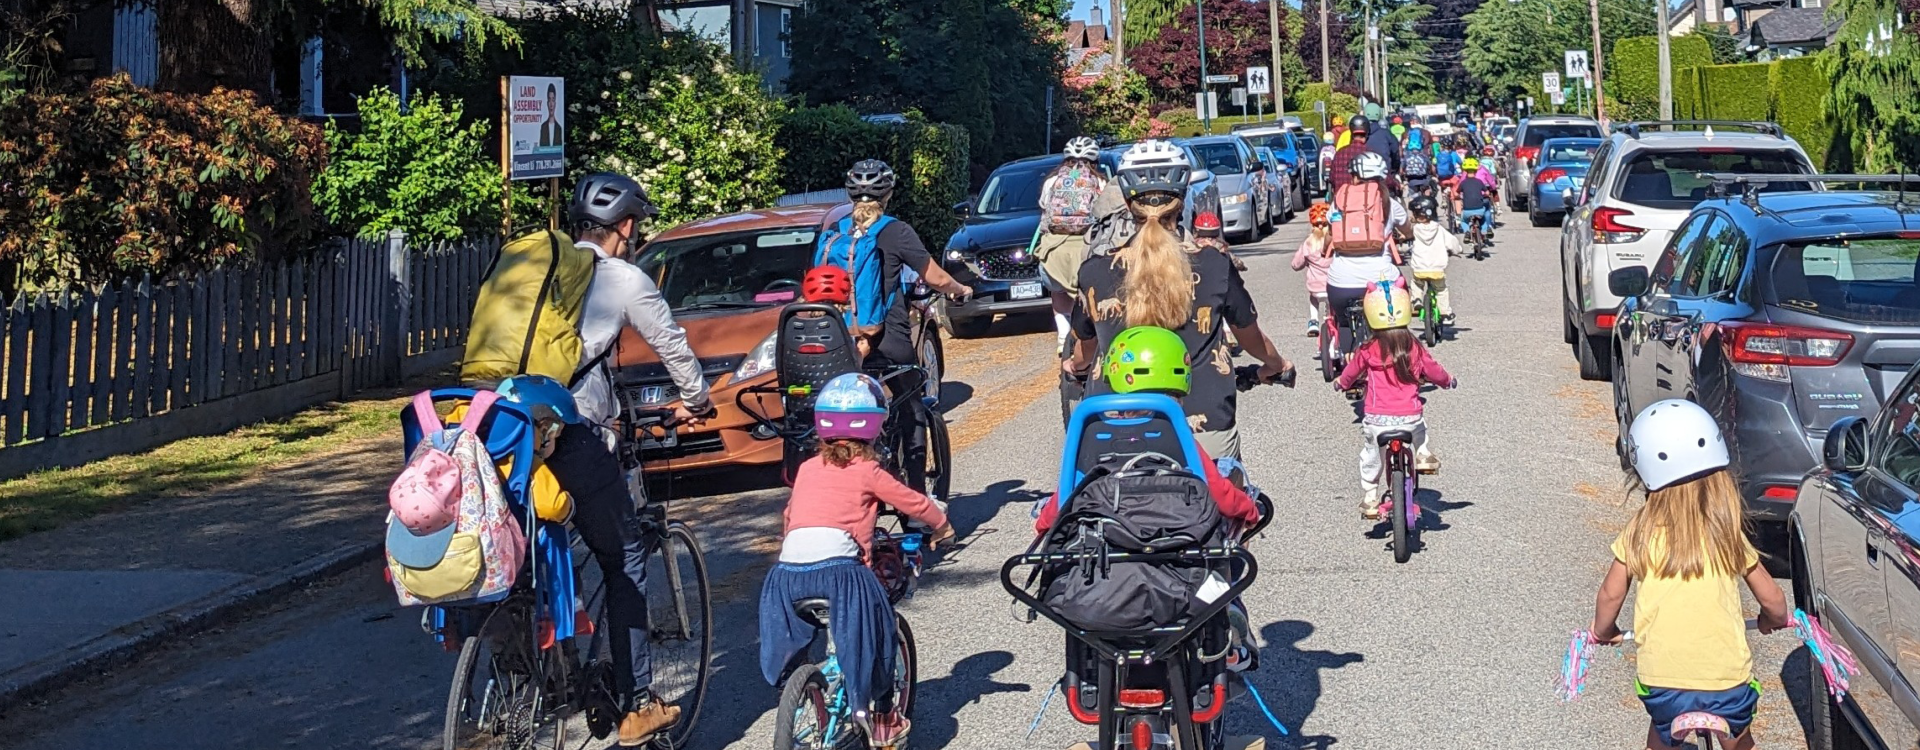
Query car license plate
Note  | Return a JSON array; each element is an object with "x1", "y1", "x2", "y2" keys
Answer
[{"x1": 1010, "y1": 281, "x2": 1044, "y2": 300}]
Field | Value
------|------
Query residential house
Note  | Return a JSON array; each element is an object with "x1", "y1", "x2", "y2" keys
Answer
[
  {"x1": 1744, "y1": 5, "x2": 1840, "y2": 58},
  {"x1": 1064, "y1": 5, "x2": 1113, "y2": 85},
  {"x1": 657, "y1": 0, "x2": 800, "y2": 91},
  {"x1": 1668, "y1": 0, "x2": 1737, "y2": 36}
]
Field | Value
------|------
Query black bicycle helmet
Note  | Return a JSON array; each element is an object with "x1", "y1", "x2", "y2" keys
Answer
[
  {"x1": 845, "y1": 159, "x2": 898, "y2": 202},
  {"x1": 1347, "y1": 115, "x2": 1372, "y2": 136},
  {"x1": 570, "y1": 172, "x2": 659, "y2": 230},
  {"x1": 1409, "y1": 194, "x2": 1438, "y2": 219}
]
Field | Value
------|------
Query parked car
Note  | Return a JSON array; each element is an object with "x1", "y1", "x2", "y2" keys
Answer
[
  {"x1": 1292, "y1": 130, "x2": 1326, "y2": 196},
  {"x1": 1791, "y1": 368, "x2": 1920, "y2": 750},
  {"x1": 1560, "y1": 121, "x2": 1816, "y2": 380},
  {"x1": 1503, "y1": 115, "x2": 1606, "y2": 210},
  {"x1": 1185, "y1": 135, "x2": 1269, "y2": 243},
  {"x1": 941, "y1": 151, "x2": 1121, "y2": 337},
  {"x1": 1526, "y1": 137, "x2": 1602, "y2": 226},
  {"x1": 615, "y1": 203, "x2": 943, "y2": 471},
  {"x1": 1253, "y1": 146, "x2": 1296, "y2": 225},
  {"x1": 1606, "y1": 180, "x2": 1916, "y2": 533}
]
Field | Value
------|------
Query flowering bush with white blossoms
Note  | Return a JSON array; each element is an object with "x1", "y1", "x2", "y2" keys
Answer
[{"x1": 584, "y1": 37, "x2": 785, "y2": 228}]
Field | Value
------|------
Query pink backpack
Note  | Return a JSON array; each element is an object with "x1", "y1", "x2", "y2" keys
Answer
[
  {"x1": 1330, "y1": 181, "x2": 1388, "y2": 254},
  {"x1": 1043, "y1": 166, "x2": 1103, "y2": 235},
  {"x1": 385, "y1": 391, "x2": 525, "y2": 606}
]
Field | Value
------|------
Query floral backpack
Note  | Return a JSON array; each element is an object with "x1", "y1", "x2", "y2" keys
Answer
[
  {"x1": 1044, "y1": 165, "x2": 1104, "y2": 236},
  {"x1": 385, "y1": 391, "x2": 525, "y2": 606}
]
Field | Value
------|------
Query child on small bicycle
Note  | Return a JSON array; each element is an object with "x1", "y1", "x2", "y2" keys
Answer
[
  {"x1": 1406, "y1": 196, "x2": 1460, "y2": 327},
  {"x1": 1333, "y1": 284, "x2": 1455, "y2": 520},
  {"x1": 1452, "y1": 157, "x2": 1495, "y2": 240},
  {"x1": 1588, "y1": 399, "x2": 1789, "y2": 750},
  {"x1": 1291, "y1": 202, "x2": 1333, "y2": 338},
  {"x1": 758, "y1": 372, "x2": 954, "y2": 747}
]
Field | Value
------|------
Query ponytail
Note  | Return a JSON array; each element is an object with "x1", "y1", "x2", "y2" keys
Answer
[{"x1": 1120, "y1": 198, "x2": 1195, "y2": 330}]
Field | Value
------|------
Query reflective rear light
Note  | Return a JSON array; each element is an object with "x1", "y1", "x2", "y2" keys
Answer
[
  {"x1": 1118, "y1": 688, "x2": 1166, "y2": 708},
  {"x1": 799, "y1": 343, "x2": 827, "y2": 354},
  {"x1": 1131, "y1": 720, "x2": 1153, "y2": 750},
  {"x1": 1761, "y1": 485, "x2": 1798, "y2": 501},
  {"x1": 1536, "y1": 167, "x2": 1567, "y2": 184},
  {"x1": 1590, "y1": 207, "x2": 1646, "y2": 244},
  {"x1": 1595, "y1": 313, "x2": 1616, "y2": 330},
  {"x1": 1723, "y1": 321, "x2": 1853, "y2": 382}
]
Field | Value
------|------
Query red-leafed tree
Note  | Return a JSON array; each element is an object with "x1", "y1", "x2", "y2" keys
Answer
[{"x1": 1128, "y1": 0, "x2": 1286, "y2": 103}]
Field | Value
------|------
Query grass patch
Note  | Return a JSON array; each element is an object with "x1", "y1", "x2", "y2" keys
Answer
[{"x1": 0, "y1": 394, "x2": 406, "y2": 542}]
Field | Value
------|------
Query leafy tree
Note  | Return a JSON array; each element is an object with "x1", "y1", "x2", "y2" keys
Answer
[
  {"x1": 787, "y1": 0, "x2": 908, "y2": 109},
  {"x1": 1067, "y1": 66, "x2": 1156, "y2": 139},
  {"x1": 314, "y1": 88, "x2": 500, "y2": 241},
  {"x1": 1823, "y1": 0, "x2": 1920, "y2": 170},
  {"x1": 1128, "y1": 0, "x2": 1291, "y2": 103},
  {"x1": 1419, "y1": 0, "x2": 1484, "y2": 99},
  {"x1": 1300, "y1": 0, "x2": 1360, "y2": 90},
  {"x1": 1693, "y1": 25, "x2": 1746, "y2": 64},
  {"x1": 1123, "y1": 0, "x2": 1189, "y2": 52},
  {"x1": 1462, "y1": 0, "x2": 1652, "y2": 100}
]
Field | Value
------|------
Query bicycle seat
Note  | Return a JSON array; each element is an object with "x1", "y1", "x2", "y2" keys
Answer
[
  {"x1": 1376, "y1": 429, "x2": 1414, "y2": 446},
  {"x1": 1669, "y1": 711, "x2": 1732, "y2": 740},
  {"x1": 792, "y1": 597, "x2": 832, "y2": 628},
  {"x1": 1052, "y1": 393, "x2": 1207, "y2": 516}
]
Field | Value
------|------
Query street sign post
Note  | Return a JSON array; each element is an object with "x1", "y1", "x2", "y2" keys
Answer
[
  {"x1": 1231, "y1": 87, "x2": 1247, "y2": 114},
  {"x1": 1246, "y1": 66, "x2": 1271, "y2": 96},
  {"x1": 1542, "y1": 72, "x2": 1561, "y2": 95},
  {"x1": 1195, "y1": 91, "x2": 1219, "y2": 120}
]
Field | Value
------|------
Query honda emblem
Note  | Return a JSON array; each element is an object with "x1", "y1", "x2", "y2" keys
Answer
[{"x1": 640, "y1": 386, "x2": 667, "y2": 403}]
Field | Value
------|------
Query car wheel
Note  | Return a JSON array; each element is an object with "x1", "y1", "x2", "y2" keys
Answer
[
  {"x1": 1800, "y1": 566, "x2": 1870, "y2": 750},
  {"x1": 1577, "y1": 334, "x2": 1612, "y2": 381},
  {"x1": 1258, "y1": 205, "x2": 1274, "y2": 235},
  {"x1": 1561, "y1": 288, "x2": 1579, "y2": 346},
  {"x1": 946, "y1": 314, "x2": 992, "y2": 339},
  {"x1": 1529, "y1": 208, "x2": 1557, "y2": 227}
]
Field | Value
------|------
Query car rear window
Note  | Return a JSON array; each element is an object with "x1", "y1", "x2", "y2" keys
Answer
[
  {"x1": 1190, "y1": 143, "x2": 1246, "y2": 174},
  {"x1": 1545, "y1": 141, "x2": 1600, "y2": 162},
  {"x1": 1770, "y1": 238, "x2": 1920, "y2": 324},
  {"x1": 1424, "y1": 114, "x2": 1449, "y2": 126},
  {"x1": 1613, "y1": 149, "x2": 1812, "y2": 210},
  {"x1": 1523, "y1": 124, "x2": 1604, "y2": 147}
]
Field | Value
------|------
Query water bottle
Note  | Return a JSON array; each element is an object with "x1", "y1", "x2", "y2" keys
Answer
[{"x1": 898, "y1": 533, "x2": 924, "y2": 596}]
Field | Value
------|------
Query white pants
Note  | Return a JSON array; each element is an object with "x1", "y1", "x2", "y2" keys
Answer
[
  {"x1": 1359, "y1": 416, "x2": 1431, "y2": 508},
  {"x1": 1307, "y1": 293, "x2": 1328, "y2": 327}
]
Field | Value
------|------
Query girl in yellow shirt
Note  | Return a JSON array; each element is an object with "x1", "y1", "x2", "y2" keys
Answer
[{"x1": 1588, "y1": 399, "x2": 1789, "y2": 750}]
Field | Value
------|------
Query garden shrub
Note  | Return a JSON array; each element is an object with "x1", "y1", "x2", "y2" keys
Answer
[
  {"x1": 1700, "y1": 62, "x2": 1772, "y2": 122},
  {"x1": 775, "y1": 105, "x2": 894, "y2": 195},
  {"x1": 0, "y1": 74, "x2": 324, "y2": 285},
  {"x1": 1769, "y1": 57, "x2": 1835, "y2": 168},
  {"x1": 893, "y1": 119, "x2": 970, "y2": 248},
  {"x1": 1609, "y1": 34, "x2": 1713, "y2": 122},
  {"x1": 314, "y1": 88, "x2": 500, "y2": 241},
  {"x1": 773, "y1": 106, "x2": 971, "y2": 248}
]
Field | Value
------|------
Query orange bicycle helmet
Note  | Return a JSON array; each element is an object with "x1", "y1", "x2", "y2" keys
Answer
[
  {"x1": 1307, "y1": 201, "x2": 1331, "y2": 226},
  {"x1": 802, "y1": 265, "x2": 853, "y2": 304}
]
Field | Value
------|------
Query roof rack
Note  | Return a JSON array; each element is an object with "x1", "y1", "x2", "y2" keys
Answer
[
  {"x1": 1616, "y1": 120, "x2": 1783, "y2": 139},
  {"x1": 1699, "y1": 172, "x2": 1920, "y2": 209}
]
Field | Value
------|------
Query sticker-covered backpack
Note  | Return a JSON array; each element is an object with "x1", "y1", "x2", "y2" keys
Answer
[
  {"x1": 1044, "y1": 166, "x2": 1104, "y2": 236},
  {"x1": 385, "y1": 391, "x2": 526, "y2": 606}
]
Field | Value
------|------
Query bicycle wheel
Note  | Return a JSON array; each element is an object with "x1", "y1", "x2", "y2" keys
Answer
[
  {"x1": 647, "y1": 522, "x2": 714, "y2": 750},
  {"x1": 1319, "y1": 323, "x2": 1338, "y2": 382},
  {"x1": 924, "y1": 415, "x2": 952, "y2": 503},
  {"x1": 893, "y1": 615, "x2": 919, "y2": 725},
  {"x1": 772, "y1": 663, "x2": 833, "y2": 750},
  {"x1": 1389, "y1": 452, "x2": 1413, "y2": 564},
  {"x1": 1421, "y1": 305, "x2": 1440, "y2": 347},
  {"x1": 444, "y1": 633, "x2": 568, "y2": 750}
]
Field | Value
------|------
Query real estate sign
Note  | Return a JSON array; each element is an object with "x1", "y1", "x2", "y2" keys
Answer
[{"x1": 507, "y1": 76, "x2": 566, "y2": 180}]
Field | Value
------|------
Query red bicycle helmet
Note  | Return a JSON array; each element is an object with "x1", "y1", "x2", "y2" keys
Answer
[
  {"x1": 1194, "y1": 211, "x2": 1223, "y2": 233},
  {"x1": 802, "y1": 266, "x2": 853, "y2": 304}
]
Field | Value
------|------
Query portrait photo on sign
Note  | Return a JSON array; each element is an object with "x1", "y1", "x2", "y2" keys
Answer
[{"x1": 540, "y1": 82, "x2": 564, "y2": 149}]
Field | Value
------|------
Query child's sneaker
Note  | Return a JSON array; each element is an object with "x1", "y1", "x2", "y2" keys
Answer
[
  {"x1": 1307, "y1": 320, "x2": 1321, "y2": 337},
  {"x1": 1441, "y1": 314, "x2": 1456, "y2": 326},
  {"x1": 1361, "y1": 500, "x2": 1383, "y2": 520},
  {"x1": 865, "y1": 710, "x2": 911, "y2": 747},
  {"x1": 1416, "y1": 452, "x2": 1440, "y2": 474}
]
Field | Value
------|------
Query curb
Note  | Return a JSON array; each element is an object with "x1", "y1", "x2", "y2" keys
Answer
[{"x1": 0, "y1": 541, "x2": 382, "y2": 716}]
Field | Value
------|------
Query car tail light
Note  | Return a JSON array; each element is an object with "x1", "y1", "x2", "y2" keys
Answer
[
  {"x1": 1761, "y1": 485, "x2": 1798, "y2": 501},
  {"x1": 1590, "y1": 206, "x2": 1646, "y2": 244},
  {"x1": 1723, "y1": 321, "x2": 1854, "y2": 382},
  {"x1": 1595, "y1": 313, "x2": 1616, "y2": 330},
  {"x1": 1536, "y1": 167, "x2": 1567, "y2": 184},
  {"x1": 1515, "y1": 145, "x2": 1540, "y2": 162},
  {"x1": 1118, "y1": 688, "x2": 1166, "y2": 708}
]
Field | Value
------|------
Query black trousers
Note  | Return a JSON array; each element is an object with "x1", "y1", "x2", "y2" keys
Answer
[
  {"x1": 869, "y1": 337, "x2": 929, "y2": 494},
  {"x1": 544, "y1": 423, "x2": 651, "y2": 710},
  {"x1": 1327, "y1": 284, "x2": 1371, "y2": 358}
]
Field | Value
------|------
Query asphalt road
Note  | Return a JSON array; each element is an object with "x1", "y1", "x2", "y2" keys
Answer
[{"x1": 0, "y1": 214, "x2": 1821, "y2": 749}]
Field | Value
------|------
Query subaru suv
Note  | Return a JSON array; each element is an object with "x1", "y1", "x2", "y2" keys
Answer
[
  {"x1": 1559, "y1": 121, "x2": 1816, "y2": 380},
  {"x1": 1607, "y1": 177, "x2": 1920, "y2": 533},
  {"x1": 1502, "y1": 115, "x2": 1605, "y2": 210}
]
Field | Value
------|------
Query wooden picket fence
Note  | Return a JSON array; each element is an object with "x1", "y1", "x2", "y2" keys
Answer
[{"x1": 0, "y1": 233, "x2": 499, "y2": 478}]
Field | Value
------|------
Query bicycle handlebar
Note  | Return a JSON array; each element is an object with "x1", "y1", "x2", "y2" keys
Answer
[
  {"x1": 1234, "y1": 364, "x2": 1297, "y2": 392},
  {"x1": 1613, "y1": 619, "x2": 1760, "y2": 644}
]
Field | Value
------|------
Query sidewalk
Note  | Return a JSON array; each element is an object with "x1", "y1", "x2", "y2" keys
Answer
[{"x1": 0, "y1": 431, "x2": 401, "y2": 714}]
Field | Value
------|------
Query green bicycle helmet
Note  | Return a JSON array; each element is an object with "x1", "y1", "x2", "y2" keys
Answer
[{"x1": 1105, "y1": 326, "x2": 1191, "y2": 396}]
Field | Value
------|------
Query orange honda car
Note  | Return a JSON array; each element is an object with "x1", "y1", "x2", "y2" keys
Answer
[{"x1": 607, "y1": 203, "x2": 947, "y2": 474}]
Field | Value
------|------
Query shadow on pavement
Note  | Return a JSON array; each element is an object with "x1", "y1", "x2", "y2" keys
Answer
[
  {"x1": 1248, "y1": 619, "x2": 1361, "y2": 750},
  {"x1": 1363, "y1": 489, "x2": 1473, "y2": 554},
  {"x1": 1780, "y1": 644, "x2": 1816, "y2": 741},
  {"x1": 910, "y1": 650, "x2": 1033, "y2": 749}
]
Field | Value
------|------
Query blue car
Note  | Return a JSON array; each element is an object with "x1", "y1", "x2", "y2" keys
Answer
[{"x1": 1527, "y1": 136, "x2": 1602, "y2": 226}]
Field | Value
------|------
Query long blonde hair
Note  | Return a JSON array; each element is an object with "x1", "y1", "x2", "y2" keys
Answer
[
  {"x1": 852, "y1": 200, "x2": 885, "y2": 229},
  {"x1": 1118, "y1": 197, "x2": 1194, "y2": 329},
  {"x1": 1619, "y1": 470, "x2": 1754, "y2": 580}
]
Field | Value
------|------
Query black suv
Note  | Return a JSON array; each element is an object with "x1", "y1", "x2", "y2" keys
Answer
[{"x1": 942, "y1": 152, "x2": 1119, "y2": 338}]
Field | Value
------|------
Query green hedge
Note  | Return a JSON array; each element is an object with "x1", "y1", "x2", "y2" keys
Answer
[
  {"x1": 1674, "y1": 66, "x2": 1704, "y2": 119},
  {"x1": 1700, "y1": 62, "x2": 1772, "y2": 122},
  {"x1": 774, "y1": 105, "x2": 971, "y2": 248},
  {"x1": 1609, "y1": 34, "x2": 1714, "y2": 122},
  {"x1": 1769, "y1": 57, "x2": 1834, "y2": 169}
]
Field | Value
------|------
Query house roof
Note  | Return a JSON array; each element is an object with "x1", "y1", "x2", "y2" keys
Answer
[
  {"x1": 1750, "y1": 7, "x2": 1839, "y2": 46},
  {"x1": 1064, "y1": 21, "x2": 1110, "y2": 50},
  {"x1": 1068, "y1": 47, "x2": 1112, "y2": 78}
]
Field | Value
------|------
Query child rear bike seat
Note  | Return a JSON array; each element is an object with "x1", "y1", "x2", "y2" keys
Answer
[{"x1": 774, "y1": 303, "x2": 862, "y2": 414}]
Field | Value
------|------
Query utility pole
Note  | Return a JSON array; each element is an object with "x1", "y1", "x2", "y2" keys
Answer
[
  {"x1": 1656, "y1": 0, "x2": 1673, "y2": 120},
  {"x1": 1382, "y1": 35, "x2": 1394, "y2": 107},
  {"x1": 1197, "y1": 0, "x2": 1212, "y2": 132},
  {"x1": 1588, "y1": 0, "x2": 1608, "y2": 123},
  {"x1": 1268, "y1": 0, "x2": 1285, "y2": 116},
  {"x1": 1319, "y1": 0, "x2": 1331, "y2": 84},
  {"x1": 1112, "y1": 0, "x2": 1124, "y2": 68}
]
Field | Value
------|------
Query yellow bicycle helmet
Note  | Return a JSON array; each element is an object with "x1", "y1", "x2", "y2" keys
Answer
[{"x1": 1363, "y1": 282, "x2": 1413, "y2": 330}]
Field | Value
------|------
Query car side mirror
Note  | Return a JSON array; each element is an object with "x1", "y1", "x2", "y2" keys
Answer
[
  {"x1": 1608, "y1": 266, "x2": 1650, "y2": 298},
  {"x1": 1824, "y1": 416, "x2": 1869, "y2": 472},
  {"x1": 1189, "y1": 170, "x2": 1207, "y2": 184},
  {"x1": 951, "y1": 201, "x2": 971, "y2": 219}
]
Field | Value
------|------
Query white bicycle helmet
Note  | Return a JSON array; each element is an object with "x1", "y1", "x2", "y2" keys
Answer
[
  {"x1": 1063, "y1": 136, "x2": 1101, "y2": 161},
  {"x1": 1627, "y1": 399, "x2": 1730, "y2": 491},
  {"x1": 1351, "y1": 151, "x2": 1389, "y2": 180},
  {"x1": 1117, "y1": 140, "x2": 1191, "y2": 200}
]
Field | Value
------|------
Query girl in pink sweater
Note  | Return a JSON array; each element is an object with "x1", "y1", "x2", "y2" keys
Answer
[
  {"x1": 758, "y1": 373, "x2": 951, "y2": 747},
  {"x1": 1333, "y1": 283, "x2": 1457, "y2": 520},
  {"x1": 1292, "y1": 202, "x2": 1334, "y2": 337}
]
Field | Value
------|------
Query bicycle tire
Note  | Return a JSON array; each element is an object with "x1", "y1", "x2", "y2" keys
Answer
[
  {"x1": 648, "y1": 523, "x2": 714, "y2": 750},
  {"x1": 772, "y1": 664, "x2": 832, "y2": 750},
  {"x1": 1319, "y1": 323, "x2": 1338, "y2": 383},
  {"x1": 925, "y1": 415, "x2": 952, "y2": 503},
  {"x1": 443, "y1": 635, "x2": 493, "y2": 750},
  {"x1": 894, "y1": 615, "x2": 919, "y2": 725},
  {"x1": 1422, "y1": 306, "x2": 1440, "y2": 348},
  {"x1": 1389, "y1": 452, "x2": 1413, "y2": 564}
]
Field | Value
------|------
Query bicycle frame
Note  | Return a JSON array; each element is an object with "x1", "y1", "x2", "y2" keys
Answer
[
  {"x1": 1380, "y1": 436, "x2": 1420, "y2": 522},
  {"x1": 736, "y1": 362, "x2": 929, "y2": 450}
]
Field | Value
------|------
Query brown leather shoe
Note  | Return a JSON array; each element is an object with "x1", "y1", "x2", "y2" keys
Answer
[{"x1": 618, "y1": 700, "x2": 681, "y2": 746}]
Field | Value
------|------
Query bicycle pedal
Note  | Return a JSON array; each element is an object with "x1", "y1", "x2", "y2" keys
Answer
[{"x1": 1417, "y1": 467, "x2": 1438, "y2": 475}]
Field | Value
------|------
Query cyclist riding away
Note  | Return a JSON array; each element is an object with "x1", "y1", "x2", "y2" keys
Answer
[
  {"x1": 1291, "y1": 202, "x2": 1334, "y2": 337},
  {"x1": 1452, "y1": 157, "x2": 1494, "y2": 240},
  {"x1": 1589, "y1": 399, "x2": 1789, "y2": 750},
  {"x1": 758, "y1": 373, "x2": 954, "y2": 748},
  {"x1": 1333, "y1": 283, "x2": 1454, "y2": 520},
  {"x1": 1063, "y1": 140, "x2": 1294, "y2": 459},
  {"x1": 1037, "y1": 137, "x2": 1108, "y2": 353},
  {"x1": 1406, "y1": 195, "x2": 1459, "y2": 327},
  {"x1": 1326, "y1": 151, "x2": 1409, "y2": 360},
  {"x1": 1328, "y1": 115, "x2": 1374, "y2": 192},
  {"x1": 821, "y1": 159, "x2": 973, "y2": 493}
]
